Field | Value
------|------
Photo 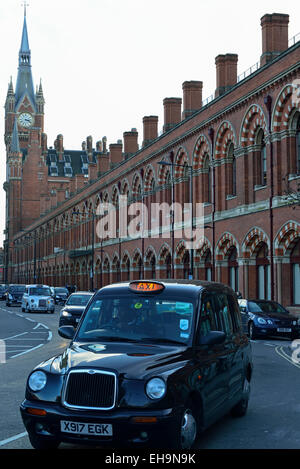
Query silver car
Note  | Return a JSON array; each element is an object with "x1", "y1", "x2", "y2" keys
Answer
[{"x1": 22, "y1": 285, "x2": 55, "y2": 313}]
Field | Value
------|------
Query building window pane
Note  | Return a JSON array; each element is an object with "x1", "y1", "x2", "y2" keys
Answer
[{"x1": 293, "y1": 264, "x2": 300, "y2": 304}]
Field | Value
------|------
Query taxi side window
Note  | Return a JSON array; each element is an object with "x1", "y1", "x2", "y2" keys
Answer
[
  {"x1": 213, "y1": 293, "x2": 233, "y2": 336},
  {"x1": 199, "y1": 294, "x2": 217, "y2": 337}
]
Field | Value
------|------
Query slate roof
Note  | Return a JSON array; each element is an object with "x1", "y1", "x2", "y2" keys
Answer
[{"x1": 46, "y1": 148, "x2": 98, "y2": 178}]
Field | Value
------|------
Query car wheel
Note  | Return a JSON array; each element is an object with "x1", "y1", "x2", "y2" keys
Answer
[
  {"x1": 25, "y1": 304, "x2": 30, "y2": 314},
  {"x1": 231, "y1": 378, "x2": 250, "y2": 417},
  {"x1": 21, "y1": 307, "x2": 25, "y2": 312},
  {"x1": 165, "y1": 406, "x2": 198, "y2": 449},
  {"x1": 248, "y1": 322, "x2": 257, "y2": 340},
  {"x1": 28, "y1": 431, "x2": 60, "y2": 450}
]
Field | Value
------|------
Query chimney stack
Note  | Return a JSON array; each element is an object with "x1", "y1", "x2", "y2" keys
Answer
[
  {"x1": 163, "y1": 98, "x2": 182, "y2": 133},
  {"x1": 123, "y1": 128, "x2": 138, "y2": 157},
  {"x1": 182, "y1": 81, "x2": 203, "y2": 120},
  {"x1": 260, "y1": 13, "x2": 289, "y2": 66},
  {"x1": 55, "y1": 134, "x2": 64, "y2": 161},
  {"x1": 87, "y1": 135, "x2": 93, "y2": 162},
  {"x1": 109, "y1": 141, "x2": 123, "y2": 167},
  {"x1": 215, "y1": 54, "x2": 238, "y2": 98},
  {"x1": 143, "y1": 116, "x2": 158, "y2": 147}
]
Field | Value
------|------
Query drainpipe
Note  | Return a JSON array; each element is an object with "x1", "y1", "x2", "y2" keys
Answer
[{"x1": 264, "y1": 95, "x2": 275, "y2": 301}]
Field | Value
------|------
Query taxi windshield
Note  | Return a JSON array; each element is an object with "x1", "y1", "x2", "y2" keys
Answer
[
  {"x1": 76, "y1": 295, "x2": 195, "y2": 345},
  {"x1": 29, "y1": 287, "x2": 51, "y2": 296}
]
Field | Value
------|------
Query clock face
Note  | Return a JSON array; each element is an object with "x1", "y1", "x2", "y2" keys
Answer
[{"x1": 18, "y1": 112, "x2": 34, "y2": 128}]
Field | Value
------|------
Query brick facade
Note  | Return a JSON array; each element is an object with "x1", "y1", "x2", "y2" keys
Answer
[{"x1": 4, "y1": 12, "x2": 300, "y2": 310}]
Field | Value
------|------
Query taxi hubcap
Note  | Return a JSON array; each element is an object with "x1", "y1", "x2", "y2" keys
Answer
[{"x1": 180, "y1": 410, "x2": 197, "y2": 449}]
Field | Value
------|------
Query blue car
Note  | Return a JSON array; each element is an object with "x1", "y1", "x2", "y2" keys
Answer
[{"x1": 238, "y1": 299, "x2": 300, "y2": 340}]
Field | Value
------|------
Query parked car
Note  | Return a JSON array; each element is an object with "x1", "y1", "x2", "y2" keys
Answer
[
  {"x1": 21, "y1": 285, "x2": 55, "y2": 314},
  {"x1": 5, "y1": 284, "x2": 26, "y2": 306},
  {"x1": 58, "y1": 291, "x2": 93, "y2": 327},
  {"x1": 53, "y1": 287, "x2": 69, "y2": 305},
  {"x1": 21, "y1": 280, "x2": 253, "y2": 450},
  {"x1": 0, "y1": 284, "x2": 8, "y2": 300},
  {"x1": 238, "y1": 299, "x2": 300, "y2": 340}
]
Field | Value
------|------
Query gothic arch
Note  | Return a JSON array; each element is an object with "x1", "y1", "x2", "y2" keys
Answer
[
  {"x1": 193, "y1": 135, "x2": 211, "y2": 170},
  {"x1": 216, "y1": 232, "x2": 239, "y2": 261},
  {"x1": 174, "y1": 146, "x2": 189, "y2": 178},
  {"x1": 215, "y1": 120, "x2": 237, "y2": 159},
  {"x1": 274, "y1": 221, "x2": 300, "y2": 256},
  {"x1": 242, "y1": 227, "x2": 270, "y2": 259},
  {"x1": 272, "y1": 83, "x2": 300, "y2": 132},
  {"x1": 240, "y1": 104, "x2": 268, "y2": 147}
]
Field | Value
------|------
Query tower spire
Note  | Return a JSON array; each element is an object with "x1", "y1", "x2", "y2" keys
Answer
[
  {"x1": 15, "y1": 3, "x2": 35, "y2": 110},
  {"x1": 10, "y1": 118, "x2": 20, "y2": 153}
]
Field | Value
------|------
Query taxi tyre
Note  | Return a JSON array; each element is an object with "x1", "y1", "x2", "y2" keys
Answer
[
  {"x1": 27, "y1": 430, "x2": 61, "y2": 450},
  {"x1": 164, "y1": 402, "x2": 199, "y2": 449},
  {"x1": 230, "y1": 377, "x2": 250, "y2": 418},
  {"x1": 248, "y1": 322, "x2": 257, "y2": 340}
]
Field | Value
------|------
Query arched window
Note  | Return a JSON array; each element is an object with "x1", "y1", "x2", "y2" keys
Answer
[
  {"x1": 228, "y1": 246, "x2": 239, "y2": 292},
  {"x1": 291, "y1": 239, "x2": 300, "y2": 305},
  {"x1": 227, "y1": 143, "x2": 236, "y2": 196},
  {"x1": 182, "y1": 251, "x2": 190, "y2": 279},
  {"x1": 203, "y1": 154, "x2": 211, "y2": 203},
  {"x1": 256, "y1": 243, "x2": 270, "y2": 299},
  {"x1": 256, "y1": 129, "x2": 267, "y2": 186}
]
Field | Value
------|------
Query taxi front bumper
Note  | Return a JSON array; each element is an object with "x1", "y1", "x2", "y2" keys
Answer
[{"x1": 20, "y1": 400, "x2": 181, "y2": 447}]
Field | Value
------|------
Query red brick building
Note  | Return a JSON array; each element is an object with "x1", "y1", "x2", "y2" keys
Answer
[{"x1": 4, "y1": 10, "x2": 300, "y2": 311}]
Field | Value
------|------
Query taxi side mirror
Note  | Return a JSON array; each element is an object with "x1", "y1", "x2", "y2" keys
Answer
[
  {"x1": 198, "y1": 331, "x2": 226, "y2": 346},
  {"x1": 58, "y1": 326, "x2": 75, "y2": 340}
]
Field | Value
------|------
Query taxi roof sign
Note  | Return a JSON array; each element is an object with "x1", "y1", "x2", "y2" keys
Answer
[{"x1": 129, "y1": 281, "x2": 165, "y2": 293}]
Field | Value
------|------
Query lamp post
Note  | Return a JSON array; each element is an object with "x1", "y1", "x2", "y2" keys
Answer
[{"x1": 158, "y1": 156, "x2": 194, "y2": 279}]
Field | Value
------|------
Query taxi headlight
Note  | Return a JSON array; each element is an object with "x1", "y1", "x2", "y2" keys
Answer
[
  {"x1": 146, "y1": 378, "x2": 166, "y2": 400},
  {"x1": 28, "y1": 371, "x2": 47, "y2": 392},
  {"x1": 62, "y1": 310, "x2": 72, "y2": 317}
]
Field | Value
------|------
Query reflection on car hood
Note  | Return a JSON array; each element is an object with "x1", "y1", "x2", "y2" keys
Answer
[
  {"x1": 45, "y1": 341, "x2": 188, "y2": 380},
  {"x1": 62, "y1": 305, "x2": 86, "y2": 312}
]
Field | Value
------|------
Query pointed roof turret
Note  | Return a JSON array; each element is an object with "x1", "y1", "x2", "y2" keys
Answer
[
  {"x1": 10, "y1": 118, "x2": 21, "y2": 153},
  {"x1": 15, "y1": 6, "x2": 36, "y2": 111}
]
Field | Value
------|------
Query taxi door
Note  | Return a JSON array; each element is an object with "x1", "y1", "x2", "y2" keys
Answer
[{"x1": 195, "y1": 292, "x2": 230, "y2": 428}]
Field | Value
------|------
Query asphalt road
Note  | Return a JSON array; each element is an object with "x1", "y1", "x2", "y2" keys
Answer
[{"x1": 0, "y1": 301, "x2": 299, "y2": 451}]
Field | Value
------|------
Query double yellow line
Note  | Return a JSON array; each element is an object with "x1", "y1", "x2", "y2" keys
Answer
[{"x1": 275, "y1": 345, "x2": 300, "y2": 370}]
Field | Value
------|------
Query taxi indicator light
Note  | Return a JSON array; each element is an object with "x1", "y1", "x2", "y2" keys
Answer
[{"x1": 129, "y1": 282, "x2": 164, "y2": 293}]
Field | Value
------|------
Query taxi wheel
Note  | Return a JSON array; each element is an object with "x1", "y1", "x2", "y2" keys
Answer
[
  {"x1": 248, "y1": 322, "x2": 257, "y2": 340},
  {"x1": 231, "y1": 378, "x2": 250, "y2": 417},
  {"x1": 166, "y1": 405, "x2": 198, "y2": 449},
  {"x1": 28, "y1": 432, "x2": 60, "y2": 450}
]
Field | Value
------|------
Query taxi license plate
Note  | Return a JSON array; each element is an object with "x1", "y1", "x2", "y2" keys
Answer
[
  {"x1": 277, "y1": 328, "x2": 291, "y2": 333},
  {"x1": 60, "y1": 420, "x2": 113, "y2": 436}
]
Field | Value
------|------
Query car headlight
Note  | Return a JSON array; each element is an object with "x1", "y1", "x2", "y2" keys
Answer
[
  {"x1": 257, "y1": 317, "x2": 267, "y2": 325},
  {"x1": 146, "y1": 378, "x2": 166, "y2": 400},
  {"x1": 28, "y1": 371, "x2": 47, "y2": 392},
  {"x1": 62, "y1": 310, "x2": 72, "y2": 317},
  {"x1": 267, "y1": 319, "x2": 273, "y2": 325},
  {"x1": 8, "y1": 294, "x2": 13, "y2": 300}
]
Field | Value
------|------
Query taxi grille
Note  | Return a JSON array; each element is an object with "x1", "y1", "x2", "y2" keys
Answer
[
  {"x1": 39, "y1": 299, "x2": 47, "y2": 307},
  {"x1": 63, "y1": 370, "x2": 116, "y2": 410}
]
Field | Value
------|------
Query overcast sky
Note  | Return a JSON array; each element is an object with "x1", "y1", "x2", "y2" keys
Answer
[{"x1": 0, "y1": 0, "x2": 299, "y2": 247}]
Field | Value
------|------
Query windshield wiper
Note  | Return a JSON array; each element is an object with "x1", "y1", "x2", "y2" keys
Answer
[{"x1": 140, "y1": 337, "x2": 185, "y2": 346}]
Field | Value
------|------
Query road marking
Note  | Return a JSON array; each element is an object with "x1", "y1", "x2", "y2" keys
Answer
[
  {"x1": 2, "y1": 332, "x2": 28, "y2": 341},
  {"x1": 0, "y1": 431, "x2": 28, "y2": 447},
  {"x1": 10, "y1": 343, "x2": 44, "y2": 358},
  {"x1": 275, "y1": 346, "x2": 300, "y2": 369}
]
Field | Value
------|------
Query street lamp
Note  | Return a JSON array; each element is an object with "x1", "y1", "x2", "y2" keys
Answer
[{"x1": 158, "y1": 156, "x2": 194, "y2": 279}]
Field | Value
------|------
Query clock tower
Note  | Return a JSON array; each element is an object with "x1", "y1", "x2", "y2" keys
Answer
[{"x1": 3, "y1": 6, "x2": 47, "y2": 281}]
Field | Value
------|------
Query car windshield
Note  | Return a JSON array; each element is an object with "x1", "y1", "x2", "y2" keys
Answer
[
  {"x1": 29, "y1": 287, "x2": 51, "y2": 296},
  {"x1": 55, "y1": 288, "x2": 68, "y2": 294},
  {"x1": 9, "y1": 285, "x2": 25, "y2": 292},
  {"x1": 248, "y1": 300, "x2": 288, "y2": 314},
  {"x1": 76, "y1": 294, "x2": 195, "y2": 345},
  {"x1": 66, "y1": 294, "x2": 92, "y2": 306}
]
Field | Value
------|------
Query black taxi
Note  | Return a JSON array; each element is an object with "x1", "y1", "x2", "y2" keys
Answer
[{"x1": 20, "y1": 280, "x2": 253, "y2": 449}]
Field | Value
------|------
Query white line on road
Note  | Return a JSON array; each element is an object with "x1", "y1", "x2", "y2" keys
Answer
[
  {"x1": 10, "y1": 342, "x2": 44, "y2": 358},
  {"x1": 2, "y1": 332, "x2": 28, "y2": 341},
  {"x1": 0, "y1": 431, "x2": 28, "y2": 447}
]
